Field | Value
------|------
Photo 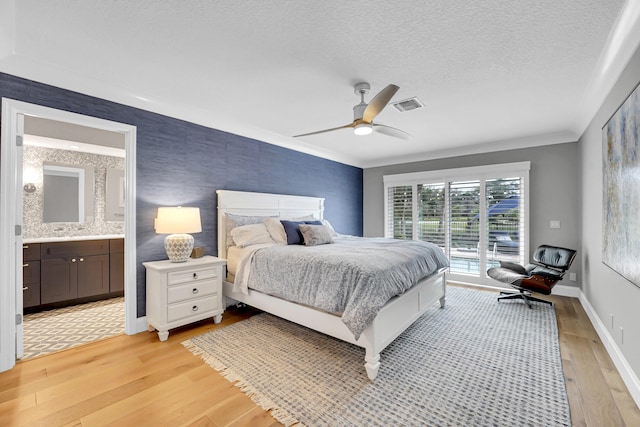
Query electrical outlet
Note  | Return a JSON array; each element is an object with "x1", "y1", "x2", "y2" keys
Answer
[
  {"x1": 550, "y1": 220, "x2": 561, "y2": 229},
  {"x1": 569, "y1": 272, "x2": 576, "y2": 281}
]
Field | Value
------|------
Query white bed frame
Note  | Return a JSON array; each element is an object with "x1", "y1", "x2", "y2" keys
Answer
[{"x1": 217, "y1": 190, "x2": 446, "y2": 380}]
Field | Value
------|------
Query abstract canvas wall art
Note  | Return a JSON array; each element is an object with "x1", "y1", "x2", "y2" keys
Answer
[{"x1": 602, "y1": 81, "x2": 640, "y2": 288}]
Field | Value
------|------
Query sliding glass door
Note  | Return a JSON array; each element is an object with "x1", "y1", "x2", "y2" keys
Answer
[{"x1": 384, "y1": 163, "x2": 529, "y2": 286}]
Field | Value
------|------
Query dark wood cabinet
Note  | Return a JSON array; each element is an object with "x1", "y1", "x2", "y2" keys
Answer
[
  {"x1": 22, "y1": 243, "x2": 41, "y2": 308},
  {"x1": 77, "y1": 254, "x2": 110, "y2": 297},
  {"x1": 41, "y1": 257, "x2": 78, "y2": 304},
  {"x1": 24, "y1": 238, "x2": 123, "y2": 310},
  {"x1": 39, "y1": 239, "x2": 113, "y2": 306},
  {"x1": 109, "y1": 239, "x2": 124, "y2": 293}
]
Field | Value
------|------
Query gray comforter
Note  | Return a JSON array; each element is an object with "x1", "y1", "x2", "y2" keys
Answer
[{"x1": 244, "y1": 236, "x2": 449, "y2": 339}]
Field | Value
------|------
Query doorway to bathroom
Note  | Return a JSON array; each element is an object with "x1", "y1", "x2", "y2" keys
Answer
[{"x1": 0, "y1": 99, "x2": 137, "y2": 372}]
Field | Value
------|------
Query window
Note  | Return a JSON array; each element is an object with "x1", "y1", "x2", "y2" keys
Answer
[
  {"x1": 383, "y1": 162, "x2": 529, "y2": 286},
  {"x1": 387, "y1": 185, "x2": 413, "y2": 240},
  {"x1": 417, "y1": 183, "x2": 445, "y2": 246}
]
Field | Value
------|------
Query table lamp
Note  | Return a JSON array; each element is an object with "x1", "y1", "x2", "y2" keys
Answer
[{"x1": 155, "y1": 206, "x2": 202, "y2": 262}]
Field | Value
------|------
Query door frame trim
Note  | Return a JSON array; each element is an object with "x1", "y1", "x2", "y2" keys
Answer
[{"x1": 0, "y1": 98, "x2": 138, "y2": 372}]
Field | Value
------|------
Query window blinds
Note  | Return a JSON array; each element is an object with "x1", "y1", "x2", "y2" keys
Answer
[
  {"x1": 383, "y1": 162, "x2": 529, "y2": 285},
  {"x1": 387, "y1": 185, "x2": 413, "y2": 240}
]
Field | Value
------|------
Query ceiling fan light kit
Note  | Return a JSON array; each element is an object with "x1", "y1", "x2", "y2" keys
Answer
[
  {"x1": 354, "y1": 123, "x2": 373, "y2": 136},
  {"x1": 293, "y1": 82, "x2": 411, "y2": 140}
]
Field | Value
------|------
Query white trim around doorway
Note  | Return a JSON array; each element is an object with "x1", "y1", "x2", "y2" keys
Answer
[{"x1": 0, "y1": 98, "x2": 140, "y2": 372}]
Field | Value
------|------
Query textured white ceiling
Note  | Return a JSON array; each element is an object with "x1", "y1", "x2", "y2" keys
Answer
[{"x1": 1, "y1": 0, "x2": 638, "y2": 167}]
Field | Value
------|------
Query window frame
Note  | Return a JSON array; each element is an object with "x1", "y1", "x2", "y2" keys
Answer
[{"x1": 383, "y1": 162, "x2": 530, "y2": 286}]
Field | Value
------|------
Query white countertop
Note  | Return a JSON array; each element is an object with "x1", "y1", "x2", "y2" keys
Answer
[{"x1": 23, "y1": 235, "x2": 125, "y2": 244}]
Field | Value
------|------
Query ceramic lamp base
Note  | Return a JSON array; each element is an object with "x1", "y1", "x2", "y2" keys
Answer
[{"x1": 164, "y1": 233, "x2": 194, "y2": 262}]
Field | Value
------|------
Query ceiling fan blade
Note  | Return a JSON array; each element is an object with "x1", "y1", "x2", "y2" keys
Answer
[
  {"x1": 362, "y1": 84, "x2": 399, "y2": 123},
  {"x1": 373, "y1": 123, "x2": 411, "y2": 140},
  {"x1": 293, "y1": 122, "x2": 355, "y2": 138}
]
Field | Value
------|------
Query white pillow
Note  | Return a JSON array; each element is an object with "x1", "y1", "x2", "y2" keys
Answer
[
  {"x1": 231, "y1": 223, "x2": 275, "y2": 247},
  {"x1": 293, "y1": 214, "x2": 316, "y2": 221},
  {"x1": 263, "y1": 217, "x2": 287, "y2": 244},
  {"x1": 225, "y1": 213, "x2": 275, "y2": 249},
  {"x1": 321, "y1": 219, "x2": 338, "y2": 237}
]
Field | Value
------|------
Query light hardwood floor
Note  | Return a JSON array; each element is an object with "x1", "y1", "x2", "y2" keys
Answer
[{"x1": 0, "y1": 286, "x2": 638, "y2": 426}]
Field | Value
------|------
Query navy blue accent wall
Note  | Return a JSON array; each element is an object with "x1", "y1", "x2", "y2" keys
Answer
[{"x1": 0, "y1": 72, "x2": 363, "y2": 317}]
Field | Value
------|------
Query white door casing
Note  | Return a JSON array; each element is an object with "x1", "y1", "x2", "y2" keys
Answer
[
  {"x1": 0, "y1": 98, "x2": 140, "y2": 372},
  {"x1": 15, "y1": 113, "x2": 24, "y2": 359}
]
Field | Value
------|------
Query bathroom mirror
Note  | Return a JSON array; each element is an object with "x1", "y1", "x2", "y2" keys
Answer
[
  {"x1": 105, "y1": 168, "x2": 125, "y2": 221},
  {"x1": 43, "y1": 162, "x2": 95, "y2": 223}
]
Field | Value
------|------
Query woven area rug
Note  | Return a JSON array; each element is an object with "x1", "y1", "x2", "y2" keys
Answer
[
  {"x1": 183, "y1": 287, "x2": 570, "y2": 426},
  {"x1": 23, "y1": 297, "x2": 124, "y2": 360}
]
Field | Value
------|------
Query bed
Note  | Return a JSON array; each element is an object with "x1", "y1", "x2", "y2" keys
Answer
[{"x1": 217, "y1": 190, "x2": 448, "y2": 380}]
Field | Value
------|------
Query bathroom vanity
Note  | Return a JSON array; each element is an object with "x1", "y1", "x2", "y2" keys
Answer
[{"x1": 22, "y1": 236, "x2": 124, "y2": 312}]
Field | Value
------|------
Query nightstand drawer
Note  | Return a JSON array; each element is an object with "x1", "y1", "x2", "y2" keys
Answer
[
  {"x1": 167, "y1": 296, "x2": 217, "y2": 323},
  {"x1": 168, "y1": 266, "x2": 219, "y2": 285},
  {"x1": 167, "y1": 279, "x2": 216, "y2": 304}
]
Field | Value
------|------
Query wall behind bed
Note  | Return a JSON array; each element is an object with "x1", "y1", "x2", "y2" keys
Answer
[{"x1": 0, "y1": 72, "x2": 363, "y2": 317}]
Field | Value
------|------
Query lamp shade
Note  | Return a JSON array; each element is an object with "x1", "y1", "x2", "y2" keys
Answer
[
  {"x1": 155, "y1": 207, "x2": 201, "y2": 262},
  {"x1": 155, "y1": 207, "x2": 202, "y2": 234}
]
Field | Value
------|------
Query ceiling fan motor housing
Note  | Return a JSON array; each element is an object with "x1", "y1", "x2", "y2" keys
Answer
[
  {"x1": 353, "y1": 102, "x2": 367, "y2": 121},
  {"x1": 353, "y1": 82, "x2": 371, "y2": 120}
]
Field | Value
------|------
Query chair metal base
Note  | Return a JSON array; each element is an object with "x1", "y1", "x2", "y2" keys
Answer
[{"x1": 497, "y1": 290, "x2": 553, "y2": 309}]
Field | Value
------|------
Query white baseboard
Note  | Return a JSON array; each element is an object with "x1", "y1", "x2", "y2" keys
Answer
[
  {"x1": 578, "y1": 291, "x2": 640, "y2": 408},
  {"x1": 553, "y1": 284, "x2": 582, "y2": 298}
]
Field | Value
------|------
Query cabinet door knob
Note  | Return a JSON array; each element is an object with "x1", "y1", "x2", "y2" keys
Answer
[
  {"x1": 193, "y1": 273, "x2": 198, "y2": 279},
  {"x1": 80, "y1": 258, "x2": 84, "y2": 262},
  {"x1": 22, "y1": 286, "x2": 28, "y2": 291},
  {"x1": 23, "y1": 245, "x2": 29, "y2": 249},
  {"x1": 23, "y1": 263, "x2": 29, "y2": 267},
  {"x1": 192, "y1": 288, "x2": 199, "y2": 294},
  {"x1": 192, "y1": 305, "x2": 199, "y2": 312},
  {"x1": 71, "y1": 258, "x2": 77, "y2": 263}
]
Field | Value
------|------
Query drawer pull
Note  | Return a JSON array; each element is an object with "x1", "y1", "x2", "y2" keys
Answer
[
  {"x1": 192, "y1": 288, "x2": 199, "y2": 294},
  {"x1": 192, "y1": 305, "x2": 199, "y2": 312},
  {"x1": 22, "y1": 286, "x2": 28, "y2": 291},
  {"x1": 193, "y1": 273, "x2": 198, "y2": 280},
  {"x1": 71, "y1": 258, "x2": 77, "y2": 263},
  {"x1": 23, "y1": 263, "x2": 29, "y2": 267}
]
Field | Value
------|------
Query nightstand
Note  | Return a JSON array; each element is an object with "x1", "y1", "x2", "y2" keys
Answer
[{"x1": 143, "y1": 255, "x2": 226, "y2": 341}]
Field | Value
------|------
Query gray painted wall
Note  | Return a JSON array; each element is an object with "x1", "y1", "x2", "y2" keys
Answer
[
  {"x1": 363, "y1": 143, "x2": 581, "y2": 287},
  {"x1": 579, "y1": 44, "x2": 640, "y2": 379}
]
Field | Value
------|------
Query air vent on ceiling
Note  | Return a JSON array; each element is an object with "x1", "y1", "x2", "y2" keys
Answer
[{"x1": 391, "y1": 97, "x2": 424, "y2": 112}]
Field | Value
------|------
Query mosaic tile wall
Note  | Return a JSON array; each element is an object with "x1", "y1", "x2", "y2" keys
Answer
[{"x1": 23, "y1": 145, "x2": 125, "y2": 239}]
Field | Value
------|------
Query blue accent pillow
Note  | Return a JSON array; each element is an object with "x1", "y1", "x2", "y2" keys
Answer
[{"x1": 281, "y1": 220, "x2": 322, "y2": 245}]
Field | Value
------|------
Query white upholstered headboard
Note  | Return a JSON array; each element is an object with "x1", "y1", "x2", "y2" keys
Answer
[{"x1": 216, "y1": 190, "x2": 324, "y2": 259}]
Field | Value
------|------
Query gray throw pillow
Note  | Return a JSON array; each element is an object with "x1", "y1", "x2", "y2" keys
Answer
[{"x1": 299, "y1": 224, "x2": 334, "y2": 246}]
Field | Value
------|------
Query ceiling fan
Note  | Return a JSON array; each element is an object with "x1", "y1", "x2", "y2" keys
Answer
[{"x1": 293, "y1": 82, "x2": 411, "y2": 140}]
